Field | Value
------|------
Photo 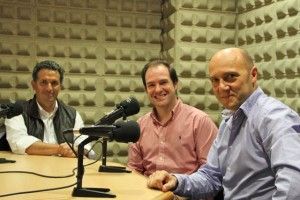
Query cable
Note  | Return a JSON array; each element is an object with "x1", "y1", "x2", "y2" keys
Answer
[
  {"x1": 73, "y1": 133, "x2": 82, "y2": 144},
  {"x1": 0, "y1": 170, "x2": 75, "y2": 178},
  {"x1": 83, "y1": 152, "x2": 102, "y2": 167},
  {"x1": 0, "y1": 157, "x2": 102, "y2": 198},
  {"x1": 0, "y1": 182, "x2": 77, "y2": 198},
  {"x1": 63, "y1": 133, "x2": 103, "y2": 159},
  {"x1": 0, "y1": 141, "x2": 102, "y2": 178},
  {"x1": 0, "y1": 135, "x2": 103, "y2": 198},
  {"x1": 0, "y1": 141, "x2": 103, "y2": 197},
  {"x1": 85, "y1": 138, "x2": 103, "y2": 159},
  {"x1": 0, "y1": 155, "x2": 101, "y2": 179},
  {"x1": 62, "y1": 132, "x2": 78, "y2": 157}
]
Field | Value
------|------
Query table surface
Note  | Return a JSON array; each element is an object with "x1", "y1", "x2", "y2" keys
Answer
[{"x1": 0, "y1": 151, "x2": 173, "y2": 200}]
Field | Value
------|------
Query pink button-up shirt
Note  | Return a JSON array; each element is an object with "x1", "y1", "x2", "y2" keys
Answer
[{"x1": 128, "y1": 99, "x2": 218, "y2": 176}]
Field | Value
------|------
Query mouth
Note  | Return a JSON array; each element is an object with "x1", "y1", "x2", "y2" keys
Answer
[
  {"x1": 219, "y1": 94, "x2": 235, "y2": 101},
  {"x1": 153, "y1": 93, "x2": 167, "y2": 101},
  {"x1": 47, "y1": 93, "x2": 56, "y2": 100},
  {"x1": 219, "y1": 95, "x2": 230, "y2": 99}
]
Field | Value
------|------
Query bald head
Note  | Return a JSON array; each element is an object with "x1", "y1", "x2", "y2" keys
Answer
[
  {"x1": 208, "y1": 47, "x2": 258, "y2": 111},
  {"x1": 209, "y1": 48, "x2": 254, "y2": 71}
]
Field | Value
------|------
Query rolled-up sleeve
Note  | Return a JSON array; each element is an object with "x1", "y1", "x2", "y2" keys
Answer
[{"x1": 5, "y1": 115, "x2": 40, "y2": 154}]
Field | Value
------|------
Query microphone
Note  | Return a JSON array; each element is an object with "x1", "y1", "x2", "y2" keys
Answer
[
  {"x1": 64, "y1": 120, "x2": 140, "y2": 143},
  {"x1": 0, "y1": 102, "x2": 23, "y2": 119},
  {"x1": 95, "y1": 97, "x2": 140, "y2": 125}
]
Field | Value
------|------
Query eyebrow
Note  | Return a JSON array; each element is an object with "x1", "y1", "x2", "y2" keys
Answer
[
  {"x1": 210, "y1": 70, "x2": 239, "y2": 77},
  {"x1": 146, "y1": 78, "x2": 169, "y2": 83}
]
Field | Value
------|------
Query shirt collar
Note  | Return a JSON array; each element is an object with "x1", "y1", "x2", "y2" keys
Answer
[
  {"x1": 221, "y1": 87, "x2": 264, "y2": 121},
  {"x1": 239, "y1": 87, "x2": 264, "y2": 118},
  {"x1": 150, "y1": 98, "x2": 181, "y2": 126},
  {"x1": 36, "y1": 100, "x2": 58, "y2": 118}
]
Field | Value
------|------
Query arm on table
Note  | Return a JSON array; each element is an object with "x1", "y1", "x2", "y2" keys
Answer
[{"x1": 25, "y1": 141, "x2": 76, "y2": 157}]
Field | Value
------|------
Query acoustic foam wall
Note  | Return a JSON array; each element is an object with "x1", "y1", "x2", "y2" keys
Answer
[
  {"x1": 236, "y1": 0, "x2": 300, "y2": 114},
  {"x1": 162, "y1": 0, "x2": 300, "y2": 123},
  {"x1": 161, "y1": 0, "x2": 237, "y2": 124},
  {"x1": 0, "y1": 0, "x2": 162, "y2": 164},
  {"x1": 1, "y1": 0, "x2": 299, "y2": 164}
]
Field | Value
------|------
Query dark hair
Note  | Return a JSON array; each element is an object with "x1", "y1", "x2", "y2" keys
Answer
[
  {"x1": 32, "y1": 60, "x2": 65, "y2": 83},
  {"x1": 141, "y1": 60, "x2": 178, "y2": 87}
]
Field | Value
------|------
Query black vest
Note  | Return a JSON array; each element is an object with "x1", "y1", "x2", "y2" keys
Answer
[{"x1": 21, "y1": 96, "x2": 76, "y2": 144}]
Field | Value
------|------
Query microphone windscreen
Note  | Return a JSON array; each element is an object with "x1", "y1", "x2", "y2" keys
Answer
[
  {"x1": 113, "y1": 120, "x2": 140, "y2": 143},
  {"x1": 79, "y1": 125, "x2": 115, "y2": 136},
  {"x1": 119, "y1": 97, "x2": 140, "y2": 116},
  {"x1": 7, "y1": 101, "x2": 23, "y2": 119}
]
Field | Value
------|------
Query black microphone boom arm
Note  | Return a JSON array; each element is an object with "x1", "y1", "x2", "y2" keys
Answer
[{"x1": 72, "y1": 136, "x2": 116, "y2": 198}]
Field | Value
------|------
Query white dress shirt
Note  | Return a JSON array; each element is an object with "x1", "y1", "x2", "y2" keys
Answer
[{"x1": 5, "y1": 101, "x2": 95, "y2": 158}]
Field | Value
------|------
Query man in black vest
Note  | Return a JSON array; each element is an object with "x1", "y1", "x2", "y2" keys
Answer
[{"x1": 5, "y1": 60, "x2": 91, "y2": 157}]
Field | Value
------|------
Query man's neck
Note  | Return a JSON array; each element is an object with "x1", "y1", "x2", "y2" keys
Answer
[
  {"x1": 155, "y1": 98, "x2": 178, "y2": 124},
  {"x1": 36, "y1": 100, "x2": 56, "y2": 114}
]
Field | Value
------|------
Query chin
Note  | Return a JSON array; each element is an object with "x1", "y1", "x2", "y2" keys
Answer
[
  {"x1": 48, "y1": 98, "x2": 56, "y2": 103},
  {"x1": 221, "y1": 103, "x2": 233, "y2": 110},
  {"x1": 154, "y1": 101, "x2": 168, "y2": 107}
]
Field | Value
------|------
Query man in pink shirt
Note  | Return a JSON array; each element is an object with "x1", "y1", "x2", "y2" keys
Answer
[{"x1": 127, "y1": 60, "x2": 218, "y2": 176}]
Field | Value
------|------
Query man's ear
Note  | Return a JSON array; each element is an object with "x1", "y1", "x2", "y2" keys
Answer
[
  {"x1": 31, "y1": 80, "x2": 36, "y2": 91},
  {"x1": 144, "y1": 86, "x2": 149, "y2": 94},
  {"x1": 251, "y1": 66, "x2": 258, "y2": 83},
  {"x1": 174, "y1": 81, "x2": 178, "y2": 91}
]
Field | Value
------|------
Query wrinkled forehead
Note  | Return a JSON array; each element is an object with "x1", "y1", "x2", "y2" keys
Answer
[
  {"x1": 209, "y1": 52, "x2": 250, "y2": 72},
  {"x1": 36, "y1": 69, "x2": 60, "y2": 80}
]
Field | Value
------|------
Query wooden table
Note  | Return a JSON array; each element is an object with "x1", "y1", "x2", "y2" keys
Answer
[{"x1": 0, "y1": 151, "x2": 173, "y2": 200}]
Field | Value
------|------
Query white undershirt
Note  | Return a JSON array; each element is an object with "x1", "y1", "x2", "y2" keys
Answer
[
  {"x1": 37, "y1": 101, "x2": 59, "y2": 144},
  {"x1": 5, "y1": 100, "x2": 95, "y2": 158}
]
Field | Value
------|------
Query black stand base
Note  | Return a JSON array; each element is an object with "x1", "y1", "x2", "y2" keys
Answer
[
  {"x1": 72, "y1": 187, "x2": 116, "y2": 198},
  {"x1": 70, "y1": 136, "x2": 117, "y2": 198},
  {"x1": 99, "y1": 165, "x2": 131, "y2": 173},
  {"x1": 0, "y1": 158, "x2": 16, "y2": 164}
]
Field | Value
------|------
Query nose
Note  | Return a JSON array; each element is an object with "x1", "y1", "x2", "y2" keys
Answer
[
  {"x1": 46, "y1": 83, "x2": 54, "y2": 91},
  {"x1": 154, "y1": 84, "x2": 162, "y2": 92},
  {"x1": 219, "y1": 79, "x2": 229, "y2": 90}
]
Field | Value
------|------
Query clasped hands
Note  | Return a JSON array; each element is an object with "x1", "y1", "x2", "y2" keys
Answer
[
  {"x1": 57, "y1": 142, "x2": 76, "y2": 157},
  {"x1": 147, "y1": 170, "x2": 178, "y2": 192}
]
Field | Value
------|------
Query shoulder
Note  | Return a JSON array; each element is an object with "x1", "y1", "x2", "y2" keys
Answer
[
  {"x1": 57, "y1": 100, "x2": 76, "y2": 112},
  {"x1": 179, "y1": 103, "x2": 217, "y2": 127},
  {"x1": 57, "y1": 100, "x2": 77, "y2": 118},
  {"x1": 255, "y1": 95, "x2": 296, "y2": 117},
  {"x1": 19, "y1": 99, "x2": 32, "y2": 113},
  {"x1": 249, "y1": 95, "x2": 299, "y2": 135},
  {"x1": 137, "y1": 111, "x2": 152, "y2": 123},
  {"x1": 180, "y1": 102, "x2": 209, "y2": 118}
]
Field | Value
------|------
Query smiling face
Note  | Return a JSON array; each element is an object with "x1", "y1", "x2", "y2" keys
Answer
[
  {"x1": 208, "y1": 48, "x2": 258, "y2": 111},
  {"x1": 31, "y1": 69, "x2": 61, "y2": 112},
  {"x1": 144, "y1": 64, "x2": 178, "y2": 110}
]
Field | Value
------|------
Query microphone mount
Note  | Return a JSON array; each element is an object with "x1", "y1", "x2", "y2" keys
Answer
[
  {"x1": 94, "y1": 97, "x2": 140, "y2": 173},
  {"x1": 98, "y1": 113, "x2": 131, "y2": 173},
  {"x1": 67, "y1": 119, "x2": 140, "y2": 197},
  {"x1": 72, "y1": 136, "x2": 116, "y2": 198}
]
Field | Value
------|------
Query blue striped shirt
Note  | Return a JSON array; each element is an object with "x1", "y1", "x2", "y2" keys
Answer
[{"x1": 174, "y1": 87, "x2": 300, "y2": 199}]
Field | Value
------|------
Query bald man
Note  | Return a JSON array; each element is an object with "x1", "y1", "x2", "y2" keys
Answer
[{"x1": 147, "y1": 48, "x2": 300, "y2": 199}]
